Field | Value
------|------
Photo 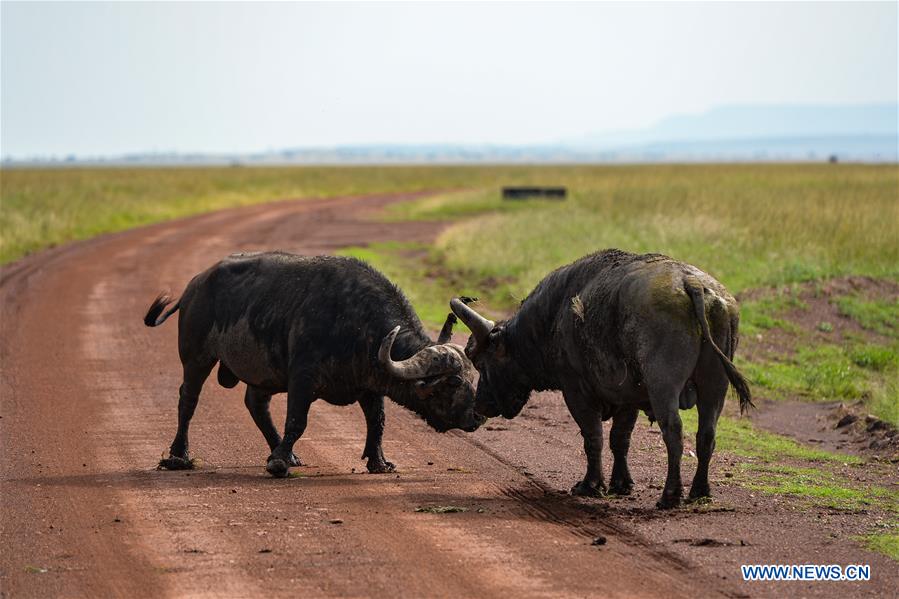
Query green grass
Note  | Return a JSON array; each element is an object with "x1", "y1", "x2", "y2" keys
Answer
[
  {"x1": 0, "y1": 165, "x2": 556, "y2": 264},
  {"x1": 681, "y1": 410, "x2": 899, "y2": 559},
  {"x1": 683, "y1": 409, "x2": 898, "y2": 561},
  {"x1": 726, "y1": 282, "x2": 898, "y2": 424},
  {"x1": 849, "y1": 345, "x2": 898, "y2": 371},
  {"x1": 387, "y1": 189, "x2": 508, "y2": 221},
  {"x1": 740, "y1": 291, "x2": 806, "y2": 335},
  {"x1": 744, "y1": 466, "x2": 895, "y2": 513},
  {"x1": 862, "y1": 533, "x2": 899, "y2": 560},
  {"x1": 427, "y1": 164, "x2": 898, "y2": 309},
  {"x1": 834, "y1": 295, "x2": 899, "y2": 336},
  {"x1": 680, "y1": 410, "x2": 861, "y2": 465},
  {"x1": 738, "y1": 341, "x2": 899, "y2": 425},
  {"x1": 742, "y1": 346, "x2": 866, "y2": 400},
  {"x1": 6, "y1": 164, "x2": 896, "y2": 285}
]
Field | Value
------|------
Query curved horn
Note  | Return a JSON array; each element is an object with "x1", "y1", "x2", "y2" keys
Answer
[
  {"x1": 450, "y1": 298, "x2": 495, "y2": 342},
  {"x1": 379, "y1": 326, "x2": 436, "y2": 380}
]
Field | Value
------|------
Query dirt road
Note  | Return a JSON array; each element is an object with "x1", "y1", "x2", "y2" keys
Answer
[{"x1": 2, "y1": 193, "x2": 894, "y2": 598}]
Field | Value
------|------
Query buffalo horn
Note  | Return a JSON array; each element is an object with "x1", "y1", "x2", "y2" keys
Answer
[
  {"x1": 449, "y1": 298, "x2": 495, "y2": 343},
  {"x1": 379, "y1": 326, "x2": 438, "y2": 380}
]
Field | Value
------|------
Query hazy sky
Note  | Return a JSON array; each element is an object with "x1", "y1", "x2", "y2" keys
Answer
[{"x1": 2, "y1": 1, "x2": 896, "y2": 158}]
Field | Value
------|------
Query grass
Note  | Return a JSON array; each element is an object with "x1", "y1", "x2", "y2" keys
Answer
[
  {"x1": 834, "y1": 295, "x2": 899, "y2": 336},
  {"x1": 862, "y1": 533, "x2": 899, "y2": 560},
  {"x1": 386, "y1": 189, "x2": 516, "y2": 221},
  {"x1": 742, "y1": 346, "x2": 865, "y2": 401},
  {"x1": 0, "y1": 165, "x2": 538, "y2": 264},
  {"x1": 743, "y1": 466, "x2": 895, "y2": 513},
  {"x1": 680, "y1": 409, "x2": 861, "y2": 465},
  {"x1": 681, "y1": 408, "x2": 899, "y2": 561},
  {"x1": 740, "y1": 343, "x2": 898, "y2": 425},
  {"x1": 732, "y1": 285, "x2": 899, "y2": 424},
  {"x1": 681, "y1": 409, "x2": 899, "y2": 560},
  {"x1": 739, "y1": 292, "x2": 806, "y2": 335},
  {"x1": 426, "y1": 164, "x2": 897, "y2": 310}
]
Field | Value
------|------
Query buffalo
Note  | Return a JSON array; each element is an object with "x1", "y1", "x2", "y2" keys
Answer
[
  {"x1": 450, "y1": 249, "x2": 752, "y2": 508},
  {"x1": 144, "y1": 251, "x2": 484, "y2": 478}
]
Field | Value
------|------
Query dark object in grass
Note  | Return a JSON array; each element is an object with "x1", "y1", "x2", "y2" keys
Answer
[
  {"x1": 502, "y1": 186, "x2": 567, "y2": 200},
  {"x1": 591, "y1": 536, "x2": 607, "y2": 546}
]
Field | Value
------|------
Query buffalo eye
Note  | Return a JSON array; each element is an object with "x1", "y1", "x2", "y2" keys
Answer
[{"x1": 415, "y1": 377, "x2": 444, "y2": 389}]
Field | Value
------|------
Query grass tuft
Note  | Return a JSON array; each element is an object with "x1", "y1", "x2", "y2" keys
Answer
[
  {"x1": 861, "y1": 533, "x2": 899, "y2": 560},
  {"x1": 834, "y1": 295, "x2": 898, "y2": 336}
]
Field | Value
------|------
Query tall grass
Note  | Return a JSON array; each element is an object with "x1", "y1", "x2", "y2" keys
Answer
[
  {"x1": 8, "y1": 164, "x2": 893, "y2": 277},
  {"x1": 0, "y1": 165, "x2": 528, "y2": 264},
  {"x1": 431, "y1": 164, "x2": 899, "y2": 307}
]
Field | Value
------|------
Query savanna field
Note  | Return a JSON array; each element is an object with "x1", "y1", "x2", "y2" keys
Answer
[{"x1": 2, "y1": 163, "x2": 898, "y2": 558}]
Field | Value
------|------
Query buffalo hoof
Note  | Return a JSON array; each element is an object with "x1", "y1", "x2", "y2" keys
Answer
[
  {"x1": 266, "y1": 458, "x2": 290, "y2": 478},
  {"x1": 288, "y1": 453, "x2": 302, "y2": 468},
  {"x1": 688, "y1": 487, "x2": 712, "y2": 502},
  {"x1": 571, "y1": 480, "x2": 606, "y2": 497},
  {"x1": 158, "y1": 455, "x2": 195, "y2": 471},
  {"x1": 608, "y1": 479, "x2": 634, "y2": 496},
  {"x1": 366, "y1": 459, "x2": 396, "y2": 474},
  {"x1": 655, "y1": 492, "x2": 682, "y2": 510}
]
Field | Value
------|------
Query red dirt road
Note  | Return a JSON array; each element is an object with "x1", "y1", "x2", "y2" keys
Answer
[{"x1": 1, "y1": 193, "x2": 895, "y2": 598}]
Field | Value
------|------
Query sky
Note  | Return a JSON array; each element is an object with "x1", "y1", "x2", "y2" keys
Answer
[{"x1": 2, "y1": 1, "x2": 897, "y2": 158}]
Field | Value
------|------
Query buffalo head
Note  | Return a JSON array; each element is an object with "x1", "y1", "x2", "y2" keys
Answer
[
  {"x1": 379, "y1": 326, "x2": 485, "y2": 432},
  {"x1": 449, "y1": 298, "x2": 531, "y2": 419}
]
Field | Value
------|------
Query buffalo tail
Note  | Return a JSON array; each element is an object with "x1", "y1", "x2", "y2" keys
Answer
[
  {"x1": 683, "y1": 280, "x2": 754, "y2": 414},
  {"x1": 144, "y1": 293, "x2": 180, "y2": 327}
]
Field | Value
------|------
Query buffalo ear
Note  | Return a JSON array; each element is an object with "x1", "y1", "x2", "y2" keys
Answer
[
  {"x1": 436, "y1": 313, "x2": 457, "y2": 344},
  {"x1": 488, "y1": 327, "x2": 507, "y2": 358}
]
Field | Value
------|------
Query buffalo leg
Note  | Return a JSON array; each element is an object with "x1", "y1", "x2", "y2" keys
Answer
[
  {"x1": 689, "y1": 360, "x2": 730, "y2": 500},
  {"x1": 244, "y1": 386, "x2": 300, "y2": 467},
  {"x1": 646, "y1": 384, "x2": 684, "y2": 509},
  {"x1": 359, "y1": 393, "x2": 395, "y2": 473},
  {"x1": 608, "y1": 406, "x2": 638, "y2": 495},
  {"x1": 562, "y1": 390, "x2": 606, "y2": 496},
  {"x1": 161, "y1": 359, "x2": 215, "y2": 470},
  {"x1": 266, "y1": 377, "x2": 313, "y2": 478}
]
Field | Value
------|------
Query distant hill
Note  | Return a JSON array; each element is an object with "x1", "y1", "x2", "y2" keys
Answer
[
  {"x1": 573, "y1": 103, "x2": 897, "y2": 149},
  {"x1": 4, "y1": 104, "x2": 896, "y2": 166}
]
